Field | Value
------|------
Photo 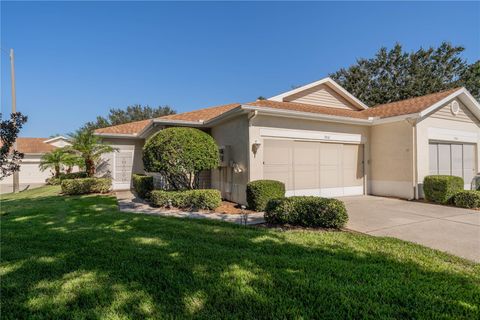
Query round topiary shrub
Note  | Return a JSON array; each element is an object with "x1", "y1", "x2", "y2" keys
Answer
[
  {"x1": 453, "y1": 190, "x2": 480, "y2": 208},
  {"x1": 264, "y1": 196, "x2": 348, "y2": 229},
  {"x1": 246, "y1": 180, "x2": 285, "y2": 211},
  {"x1": 143, "y1": 127, "x2": 219, "y2": 190}
]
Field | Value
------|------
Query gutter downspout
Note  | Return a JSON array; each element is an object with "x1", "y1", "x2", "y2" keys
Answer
[
  {"x1": 247, "y1": 111, "x2": 258, "y2": 183},
  {"x1": 406, "y1": 117, "x2": 419, "y2": 200}
]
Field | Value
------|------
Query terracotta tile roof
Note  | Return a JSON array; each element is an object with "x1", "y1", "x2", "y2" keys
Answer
[
  {"x1": 157, "y1": 103, "x2": 241, "y2": 122},
  {"x1": 95, "y1": 119, "x2": 152, "y2": 135},
  {"x1": 93, "y1": 88, "x2": 464, "y2": 135},
  {"x1": 15, "y1": 138, "x2": 56, "y2": 154},
  {"x1": 247, "y1": 100, "x2": 369, "y2": 119},
  {"x1": 362, "y1": 87, "x2": 461, "y2": 119}
]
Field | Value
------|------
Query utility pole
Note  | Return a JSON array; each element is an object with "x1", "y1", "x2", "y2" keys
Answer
[{"x1": 10, "y1": 48, "x2": 19, "y2": 193}]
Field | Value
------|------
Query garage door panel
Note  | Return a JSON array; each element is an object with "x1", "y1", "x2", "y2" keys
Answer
[
  {"x1": 429, "y1": 144, "x2": 438, "y2": 175},
  {"x1": 438, "y1": 144, "x2": 451, "y2": 175},
  {"x1": 429, "y1": 142, "x2": 477, "y2": 190},
  {"x1": 451, "y1": 144, "x2": 463, "y2": 178},
  {"x1": 463, "y1": 144, "x2": 476, "y2": 185},
  {"x1": 343, "y1": 144, "x2": 364, "y2": 185},
  {"x1": 264, "y1": 140, "x2": 292, "y2": 165},
  {"x1": 263, "y1": 139, "x2": 364, "y2": 197},
  {"x1": 293, "y1": 141, "x2": 319, "y2": 190},
  {"x1": 264, "y1": 140, "x2": 293, "y2": 190}
]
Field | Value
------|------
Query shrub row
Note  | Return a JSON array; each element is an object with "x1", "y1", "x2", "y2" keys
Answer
[
  {"x1": 246, "y1": 180, "x2": 285, "y2": 211},
  {"x1": 61, "y1": 178, "x2": 111, "y2": 195},
  {"x1": 423, "y1": 175, "x2": 464, "y2": 204},
  {"x1": 424, "y1": 175, "x2": 480, "y2": 209},
  {"x1": 453, "y1": 190, "x2": 480, "y2": 208},
  {"x1": 132, "y1": 174, "x2": 154, "y2": 199},
  {"x1": 46, "y1": 172, "x2": 88, "y2": 185},
  {"x1": 150, "y1": 189, "x2": 221, "y2": 210},
  {"x1": 265, "y1": 196, "x2": 348, "y2": 229}
]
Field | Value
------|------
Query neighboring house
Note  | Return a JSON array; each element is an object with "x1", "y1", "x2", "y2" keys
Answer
[
  {"x1": 94, "y1": 77, "x2": 480, "y2": 204},
  {"x1": 0, "y1": 136, "x2": 71, "y2": 193}
]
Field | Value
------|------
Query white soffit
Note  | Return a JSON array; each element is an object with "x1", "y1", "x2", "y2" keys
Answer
[{"x1": 268, "y1": 77, "x2": 369, "y2": 110}]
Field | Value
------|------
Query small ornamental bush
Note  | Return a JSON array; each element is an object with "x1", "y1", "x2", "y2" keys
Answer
[
  {"x1": 61, "y1": 178, "x2": 111, "y2": 195},
  {"x1": 265, "y1": 196, "x2": 348, "y2": 229},
  {"x1": 132, "y1": 174, "x2": 154, "y2": 199},
  {"x1": 143, "y1": 127, "x2": 219, "y2": 190},
  {"x1": 423, "y1": 175, "x2": 464, "y2": 204},
  {"x1": 453, "y1": 190, "x2": 480, "y2": 208},
  {"x1": 246, "y1": 180, "x2": 285, "y2": 211},
  {"x1": 150, "y1": 189, "x2": 221, "y2": 210}
]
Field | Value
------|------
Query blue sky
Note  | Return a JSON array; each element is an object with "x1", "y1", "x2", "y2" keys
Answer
[{"x1": 1, "y1": 1, "x2": 479, "y2": 137}]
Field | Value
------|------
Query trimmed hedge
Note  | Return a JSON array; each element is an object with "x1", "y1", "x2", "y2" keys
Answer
[
  {"x1": 61, "y1": 178, "x2": 111, "y2": 195},
  {"x1": 150, "y1": 189, "x2": 221, "y2": 210},
  {"x1": 265, "y1": 196, "x2": 348, "y2": 229},
  {"x1": 264, "y1": 196, "x2": 348, "y2": 229},
  {"x1": 132, "y1": 174, "x2": 154, "y2": 199},
  {"x1": 46, "y1": 172, "x2": 88, "y2": 185},
  {"x1": 246, "y1": 180, "x2": 285, "y2": 211},
  {"x1": 453, "y1": 190, "x2": 480, "y2": 208},
  {"x1": 423, "y1": 175, "x2": 464, "y2": 204}
]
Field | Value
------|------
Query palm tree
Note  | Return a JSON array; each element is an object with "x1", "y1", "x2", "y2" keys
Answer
[
  {"x1": 67, "y1": 130, "x2": 116, "y2": 177},
  {"x1": 39, "y1": 149, "x2": 70, "y2": 178}
]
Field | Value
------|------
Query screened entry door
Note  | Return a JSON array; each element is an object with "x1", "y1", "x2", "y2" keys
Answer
[
  {"x1": 113, "y1": 151, "x2": 134, "y2": 190},
  {"x1": 429, "y1": 142, "x2": 476, "y2": 189},
  {"x1": 263, "y1": 139, "x2": 364, "y2": 197}
]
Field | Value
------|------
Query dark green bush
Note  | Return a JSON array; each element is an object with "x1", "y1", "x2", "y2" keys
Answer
[
  {"x1": 46, "y1": 172, "x2": 88, "y2": 185},
  {"x1": 150, "y1": 189, "x2": 221, "y2": 210},
  {"x1": 143, "y1": 127, "x2": 219, "y2": 190},
  {"x1": 246, "y1": 180, "x2": 285, "y2": 211},
  {"x1": 265, "y1": 196, "x2": 348, "y2": 229},
  {"x1": 132, "y1": 174, "x2": 154, "y2": 199},
  {"x1": 453, "y1": 190, "x2": 480, "y2": 208},
  {"x1": 423, "y1": 175, "x2": 464, "y2": 204},
  {"x1": 61, "y1": 178, "x2": 111, "y2": 195},
  {"x1": 61, "y1": 172, "x2": 88, "y2": 180}
]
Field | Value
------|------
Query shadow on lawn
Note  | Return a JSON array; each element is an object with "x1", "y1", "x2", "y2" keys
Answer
[{"x1": 1, "y1": 193, "x2": 479, "y2": 319}]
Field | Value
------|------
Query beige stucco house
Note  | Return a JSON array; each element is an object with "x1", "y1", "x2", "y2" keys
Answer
[
  {"x1": 0, "y1": 136, "x2": 71, "y2": 194},
  {"x1": 94, "y1": 78, "x2": 480, "y2": 204}
]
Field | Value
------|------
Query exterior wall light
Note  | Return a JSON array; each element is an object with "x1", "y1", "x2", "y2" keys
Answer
[{"x1": 252, "y1": 140, "x2": 261, "y2": 156}]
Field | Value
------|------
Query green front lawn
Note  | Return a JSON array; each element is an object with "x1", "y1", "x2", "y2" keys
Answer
[{"x1": 1, "y1": 187, "x2": 479, "y2": 319}]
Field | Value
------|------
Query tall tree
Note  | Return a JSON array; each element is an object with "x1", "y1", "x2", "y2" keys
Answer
[
  {"x1": 82, "y1": 105, "x2": 176, "y2": 131},
  {"x1": 0, "y1": 112, "x2": 28, "y2": 179},
  {"x1": 67, "y1": 130, "x2": 117, "y2": 177},
  {"x1": 330, "y1": 42, "x2": 479, "y2": 106}
]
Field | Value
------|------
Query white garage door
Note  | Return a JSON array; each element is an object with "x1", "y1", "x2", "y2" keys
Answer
[
  {"x1": 263, "y1": 139, "x2": 364, "y2": 197},
  {"x1": 19, "y1": 162, "x2": 51, "y2": 183},
  {"x1": 429, "y1": 142, "x2": 476, "y2": 189}
]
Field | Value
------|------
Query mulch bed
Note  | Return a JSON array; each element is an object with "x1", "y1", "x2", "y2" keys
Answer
[{"x1": 215, "y1": 201, "x2": 257, "y2": 215}]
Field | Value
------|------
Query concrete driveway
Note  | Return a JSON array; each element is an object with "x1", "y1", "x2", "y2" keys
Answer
[{"x1": 342, "y1": 196, "x2": 480, "y2": 262}]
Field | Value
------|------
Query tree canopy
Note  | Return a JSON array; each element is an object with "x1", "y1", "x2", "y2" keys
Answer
[
  {"x1": 143, "y1": 127, "x2": 219, "y2": 190},
  {"x1": 329, "y1": 42, "x2": 479, "y2": 106},
  {"x1": 0, "y1": 112, "x2": 28, "y2": 179},
  {"x1": 82, "y1": 105, "x2": 176, "y2": 131}
]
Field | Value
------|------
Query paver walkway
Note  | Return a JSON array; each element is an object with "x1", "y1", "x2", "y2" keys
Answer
[{"x1": 116, "y1": 191, "x2": 265, "y2": 225}]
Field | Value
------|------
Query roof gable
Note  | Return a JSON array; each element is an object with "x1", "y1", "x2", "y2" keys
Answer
[{"x1": 269, "y1": 77, "x2": 369, "y2": 110}]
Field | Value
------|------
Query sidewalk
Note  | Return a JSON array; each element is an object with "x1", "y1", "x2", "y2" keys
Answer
[{"x1": 115, "y1": 190, "x2": 265, "y2": 225}]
